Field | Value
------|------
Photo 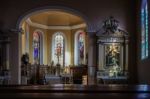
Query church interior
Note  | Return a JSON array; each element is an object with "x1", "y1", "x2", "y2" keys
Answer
[
  {"x1": 20, "y1": 11, "x2": 88, "y2": 85},
  {"x1": 0, "y1": 0, "x2": 150, "y2": 98}
]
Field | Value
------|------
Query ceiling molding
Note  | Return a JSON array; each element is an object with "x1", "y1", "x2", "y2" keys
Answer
[
  {"x1": 71, "y1": 23, "x2": 86, "y2": 29},
  {"x1": 26, "y1": 18, "x2": 86, "y2": 30}
]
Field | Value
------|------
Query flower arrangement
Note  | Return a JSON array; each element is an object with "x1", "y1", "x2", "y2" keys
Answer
[
  {"x1": 109, "y1": 65, "x2": 121, "y2": 77},
  {"x1": 21, "y1": 53, "x2": 29, "y2": 65}
]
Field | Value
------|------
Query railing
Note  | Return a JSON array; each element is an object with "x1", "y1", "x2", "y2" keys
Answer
[
  {"x1": 97, "y1": 70, "x2": 128, "y2": 84},
  {"x1": 0, "y1": 70, "x2": 11, "y2": 85},
  {"x1": 21, "y1": 64, "x2": 73, "y2": 85}
]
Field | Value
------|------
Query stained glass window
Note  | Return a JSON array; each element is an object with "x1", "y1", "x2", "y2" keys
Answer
[
  {"x1": 78, "y1": 32, "x2": 84, "y2": 64},
  {"x1": 33, "y1": 32, "x2": 40, "y2": 64},
  {"x1": 141, "y1": 0, "x2": 148, "y2": 59},
  {"x1": 54, "y1": 33, "x2": 64, "y2": 66}
]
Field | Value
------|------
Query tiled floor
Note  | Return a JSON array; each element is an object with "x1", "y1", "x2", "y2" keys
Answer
[{"x1": 0, "y1": 84, "x2": 150, "y2": 99}]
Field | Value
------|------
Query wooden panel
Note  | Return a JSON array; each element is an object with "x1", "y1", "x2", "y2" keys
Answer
[{"x1": 70, "y1": 66, "x2": 87, "y2": 84}]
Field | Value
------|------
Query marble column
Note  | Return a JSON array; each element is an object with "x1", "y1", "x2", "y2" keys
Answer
[{"x1": 87, "y1": 33, "x2": 97, "y2": 85}]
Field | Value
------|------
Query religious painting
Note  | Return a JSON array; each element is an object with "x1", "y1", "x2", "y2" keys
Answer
[{"x1": 105, "y1": 45, "x2": 120, "y2": 67}]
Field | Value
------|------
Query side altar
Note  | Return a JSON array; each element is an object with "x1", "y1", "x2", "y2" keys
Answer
[{"x1": 96, "y1": 17, "x2": 129, "y2": 84}]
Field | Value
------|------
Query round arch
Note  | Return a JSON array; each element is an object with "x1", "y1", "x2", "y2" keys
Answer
[
  {"x1": 16, "y1": 6, "x2": 91, "y2": 31},
  {"x1": 15, "y1": 6, "x2": 91, "y2": 84}
]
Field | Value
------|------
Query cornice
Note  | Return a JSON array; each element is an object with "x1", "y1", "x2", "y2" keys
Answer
[{"x1": 26, "y1": 18, "x2": 86, "y2": 30}]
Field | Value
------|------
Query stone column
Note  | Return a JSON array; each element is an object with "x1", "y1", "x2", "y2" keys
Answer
[
  {"x1": 125, "y1": 37, "x2": 129, "y2": 72},
  {"x1": 5, "y1": 37, "x2": 10, "y2": 70},
  {"x1": 9, "y1": 29, "x2": 22, "y2": 84},
  {"x1": 2, "y1": 42, "x2": 6, "y2": 70},
  {"x1": 0, "y1": 44, "x2": 2, "y2": 70},
  {"x1": 0, "y1": 37, "x2": 10, "y2": 70},
  {"x1": 87, "y1": 33, "x2": 97, "y2": 85}
]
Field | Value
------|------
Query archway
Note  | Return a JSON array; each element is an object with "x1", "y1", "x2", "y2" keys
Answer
[
  {"x1": 16, "y1": 6, "x2": 90, "y2": 85},
  {"x1": 16, "y1": 6, "x2": 90, "y2": 30}
]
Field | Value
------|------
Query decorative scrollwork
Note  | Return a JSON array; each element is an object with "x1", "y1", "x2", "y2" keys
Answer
[{"x1": 102, "y1": 16, "x2": 119, "y2": 33}]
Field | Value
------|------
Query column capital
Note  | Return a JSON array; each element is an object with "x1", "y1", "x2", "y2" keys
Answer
[
  {"x1": 86, "y1": 31, "x2": 97, "y2": 37},
  {"x1": 9, "y1": 28, "x2": 23, "y2": 34}
]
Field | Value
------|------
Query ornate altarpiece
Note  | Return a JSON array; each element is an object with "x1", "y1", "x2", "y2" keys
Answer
[{"x1": 97, "y1": 17, "x2": 129, "y2": 79}]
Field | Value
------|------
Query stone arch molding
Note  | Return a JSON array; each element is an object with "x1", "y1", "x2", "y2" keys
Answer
[{"x1": 16, "y1": 6, "x2": 93, "y2": 33}]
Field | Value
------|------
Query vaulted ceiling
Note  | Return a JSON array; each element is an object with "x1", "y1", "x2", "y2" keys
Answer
[{"x1": 29, "y1": 11, "x2": 85, "y2": 26}]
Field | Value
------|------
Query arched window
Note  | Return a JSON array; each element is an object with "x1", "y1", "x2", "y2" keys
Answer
[
  {"x1": 74, "y1": 31, "x2": 86, "y2": 65},
  {"x1": 78, "y1": 32, "x2": 85, "y2": 64},
  {"x1": 33, "y1": 32, "x2": 40, "y2": 64},
  {"x1": 141, "y1": 0, "x2": 148, "y2": 59},
  {"x1": 53, "y1": 33, "x2": 64, "y2": 66}
]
